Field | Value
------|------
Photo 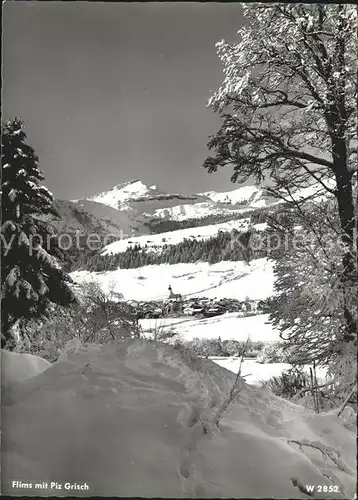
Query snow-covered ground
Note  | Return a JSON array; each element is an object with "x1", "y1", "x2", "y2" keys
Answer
[
  {"x1": 201, "y1": 185, "x2": 264, "y2": 206},
  {"x1": 150, "y1": 201, "x2": 244, "y2": 221},
  {"x1": 211, "y1": 357, "x2": 327, "y2": 386},
  {"x1": 71, "y1": 255, "x2": 321, "y2": 390},
  {"x1": 3, "y1": 341, "x2": 355, "y2": 498},
  {"x1": 71, "y1": 257, "x2": 274, "y2": 302},
  {"x1": 139, "y1": 312, "x2": 326, "y2": 387},
  {"x1": 75, "y1": 180, "x2": 272, "y2": 215},
  {"x1": 286, "y1": 179, "x2": 336, "y2": 203},
  {"x1": 101, "y1": 219, "x2": 267, "y2": 255},
  {"x1": 139, "y1": 312, "x2": 328, "y2": 387},
  {"x1": 139, "y1": 313, "x2": 278, "y2": 343},
  {"x1": 85, "y1": 179, "x2": 153, "y2": 210},
  {"x1": 1, "y1": 349, "x2": 52, "y2": 384}
]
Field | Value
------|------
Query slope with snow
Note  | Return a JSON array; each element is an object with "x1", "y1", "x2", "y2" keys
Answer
[
  {"x1": 72, "y1": 180, "x2": 273, "y2": 227},
  {"x1": 150, "y1": 202, "x2": 245, "y2": 221},
  {"x1": 100, "y1": 219, "x2": 267, "y2": 255},
  {"x1": 66, "y1": 178, "x2": 338, "y2": 240},
  {"x1": 201, "y1": 185, "x2": 265, "y2": 206},
  {"x1": 70, "y1": 258, "x2": 274, "y2": 302},
  {"x1": 84, "y1": 179, "x2": 156, "y2": 210},
  {"x1": 212, "y1": 357, "x2": 327, "y2": 386},
  {"x1": 48, "y1": 199, "x2": 141, "y2": 239},
  {"x1": 284, "y1": 179, "x2": 336, "y2": 204},
  {"x1": 2, "y1": 341, "x2": 356, "y2": 498},
  {"x1": 139, "y1": 313, "x2": 278, "y2": 343},
  {"x1": 75, "y1": 179, "x2": 212, "y2": 219}
]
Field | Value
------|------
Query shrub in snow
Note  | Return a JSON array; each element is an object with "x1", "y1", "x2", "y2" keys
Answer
[
  {"x1": 143, "y1": 327, "x2": 178, "y2": 342},
  {"x1": 257, "y1": 340, "x2": 296, "y2": 364},
  {"x1": 171, "y1": 338, "x2": 264, "y2": 358},
  {"x1": 188, "y1": 338, "x2": 223, "y2": 357},
  {"x1": 16, "y1": 281, "x2": 142, "y2": 362},
  {"x1": 266, "y1": 367, "x2": 310, "y2": 400},
  {"x1": 16, "y1": 309, "x2": 81, "y2": 362},
  {"x1": 75, "y1": 280, "x2": 141, "y2": 343}
]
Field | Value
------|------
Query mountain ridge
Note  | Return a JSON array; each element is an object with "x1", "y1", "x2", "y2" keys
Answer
[
  {"x1": 48, "y1": 178, "x2": 334, "y2": 253},
  {"x1": 71, "y1": 180, "x2": 274, "y2": 224}
]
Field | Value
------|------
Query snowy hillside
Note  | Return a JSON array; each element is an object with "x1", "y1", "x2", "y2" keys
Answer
[
  {"x1": 140, "y1": 312, "x2": 278, "y2": 343},
  {"x1": 201, "y1": 180, "x2": 335, "y2": 208},
  {"x1": 49, "y1": 199, "x2": 140, "y2": 238},
  {"x1": 149, "y1": 201, "x2": 245, "y2": 221},
  {"x1": 101, "y1": 218, "x2": 267, "y2": 255},
  {"x1": 84, "y1": 179, "x2": 158, "y2": 210},
  {"x1": 75, "y1": 179, "x2": 211, "y2": 217},
  {"x1": 201, "y1": 185, "x2": 265, "y2": 206},
  {"x1": 70, "y1": 257, "x2": 274, "y2": 302},
  {"x1": 213, "y1": 357, "x2": 327, "y2": 386},
  {"x1": 150, "y1": 184, "x2": 274, "y2": 220},
  {"x1": 285, "y1": 178, "x2": 336, "y2": 203}
]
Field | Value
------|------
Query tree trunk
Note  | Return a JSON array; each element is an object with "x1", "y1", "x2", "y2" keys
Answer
[{"x1": 332, "y1": 139, "x2": 357, "y2": 345}]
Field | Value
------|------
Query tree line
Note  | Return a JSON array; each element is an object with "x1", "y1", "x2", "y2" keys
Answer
[
  {"x1": 144, "y1": 206, "x2": 268, "y2": 234},
  {"x1": 78, "y1": 229, "x2": 267, "y2": 272}
]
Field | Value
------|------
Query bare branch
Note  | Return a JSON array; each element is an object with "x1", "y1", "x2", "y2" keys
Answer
[{"x1": 337, "y1": 384, "x2": 357, "y2": 417}]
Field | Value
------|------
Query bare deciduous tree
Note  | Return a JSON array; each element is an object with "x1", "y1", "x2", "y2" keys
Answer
[{"x1": 204, "y1": 4, "x2": 357, "y2": 345}]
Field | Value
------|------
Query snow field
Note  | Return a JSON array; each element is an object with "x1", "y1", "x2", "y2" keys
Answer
[{"x1": 71, "y1": 258, "x2": 274, "y2": 302}]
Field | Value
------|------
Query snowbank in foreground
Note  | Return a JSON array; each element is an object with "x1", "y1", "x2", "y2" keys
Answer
[
  {"x1": 71, "y1": 258, "x2": 274, "y2": 302},
  {"x1": 1, "y1": 350, "x2": 51, "y2": 384},
  {"x1": 2, "y1": 341, "x2": 356, "y2": 498}
]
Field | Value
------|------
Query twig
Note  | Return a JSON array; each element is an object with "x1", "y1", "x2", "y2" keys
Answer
[
  {"x1": 291, "y1": 477, "x2": 314, "y2": 497},
  {"x1": 309, "y1": 367, "x2": 317, "y2": 413},
  {"x1": 337, "y1": 384, "x2": 357, "y2": 417},
  {"x1": 313, "y1": 361, "x2": 320, "y2": 413},
  {"x1": 82, "y1": 362, "x2": 90, "y2": 375},
  {"x1": 292, "y1": 378, "x2": 338, "y2": 402},
  {"x1": 214, "y1": 336, "x2": 250, "y2": 427},
  {"x1": 192, "y1": 405, "x2": 208, "y2": 435},
  {"x1": 288, "y1": 439, "x2": 355, "y2": 475}
]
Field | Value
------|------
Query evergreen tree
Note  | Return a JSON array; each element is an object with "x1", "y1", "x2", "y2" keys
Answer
[{"x1": 1, "y1": 118, "x2": 77, "y2": 348}]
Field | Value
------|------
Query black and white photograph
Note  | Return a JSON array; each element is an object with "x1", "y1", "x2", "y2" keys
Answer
[{"x1": 1, "y1": 2, "x2": 357, "y2": 498}]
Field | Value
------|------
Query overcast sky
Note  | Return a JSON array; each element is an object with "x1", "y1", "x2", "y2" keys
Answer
[{"x1": 3, "y1": 2, "x2": 248, "y2": 200}]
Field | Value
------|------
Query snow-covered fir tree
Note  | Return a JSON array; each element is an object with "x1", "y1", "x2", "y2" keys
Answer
[{"x1": 1, "y1": 118, "x2": 77, "y2": 348}]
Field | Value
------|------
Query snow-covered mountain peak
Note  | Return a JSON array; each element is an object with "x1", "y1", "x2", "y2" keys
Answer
[
  {"x1": 85, "y1": 179, "x2": 157, "y2": 210},
  {"x1": 111, "y1": 178, "x2": 147, "y2": 192},
  {"x1": 199, "y1": 185, "x2": 265, "y2": 206},
  {"x1": 72, "y1": 179, "x2": 273, "y2": 222}
]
